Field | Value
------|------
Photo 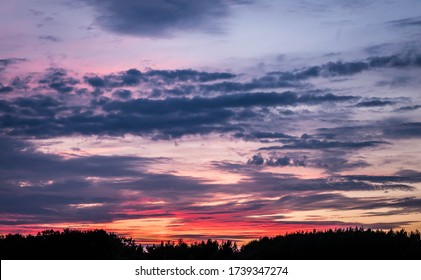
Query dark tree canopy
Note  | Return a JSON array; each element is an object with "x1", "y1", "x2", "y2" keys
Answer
[{"x1": 1, "y1": 228, "x2": 420, "y2": 259}]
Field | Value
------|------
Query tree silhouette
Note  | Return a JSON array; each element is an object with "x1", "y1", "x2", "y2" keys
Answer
[
  {"x1": 1, "y1": 227, "x2": 420, "y2": 259},
  {"x1": 0, "y1": 229, "x2": 141, "y2": 259}
]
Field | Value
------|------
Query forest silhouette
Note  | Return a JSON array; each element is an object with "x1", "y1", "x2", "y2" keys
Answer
[{"x1": 1, "y1": 228, "x2": 420, "y2": 259}]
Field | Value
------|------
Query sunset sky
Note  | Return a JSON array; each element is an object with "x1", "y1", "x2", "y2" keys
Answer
[{"x1": 1, "y1": 0, "x2": 421, "y2": 244}]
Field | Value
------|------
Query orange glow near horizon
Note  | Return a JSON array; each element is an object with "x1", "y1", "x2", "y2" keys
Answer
[
  {"x1": 0, "y1": 220, "x2": 350, "y2": 246},
  {"x1": 2, "y1": 208, "x2": 420, "y2": 246}
]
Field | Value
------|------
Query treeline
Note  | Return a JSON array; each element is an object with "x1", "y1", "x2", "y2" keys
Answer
[{"x1": 1, "y1": 228, "x2": 420, "y2": 259}]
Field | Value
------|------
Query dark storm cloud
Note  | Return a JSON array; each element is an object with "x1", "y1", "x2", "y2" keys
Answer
[
  {"x1": 238, "y1": 132, "x2": 294, "y2": 141},
  {"x1": 146, "y1": 69, "x2": 236, "y2": 83},
  {"x1": 0, "y1": 137, "x2": 175, "y2": 223},
  {"x1": 247, "y1": 153, "x2": 305, "y2": 167},
  {"x1": 82, "y1": 0, "x2": 241, "y2": 37},
  {"x1": 267, "y1": 156, "x2": 304, "y2": 167},
  {"x1": 0, "y1": 86, "x2": 356, "y2": 139},
  {"x1": 238, "y1": 171, "x2": 414, "y2": 194},
  {"x1": 84, "y1": 68, "x2": 235, "y2": 89},
  {"x1": 316, "y1": 125, "x2": 376, "y2": 140},
  {"x1": 316, "y1": 122, "x2": 421, "y2": 143},
  {"x1": 38, "y1": 68, "x2": 79, "y2": 93},
  {"x1": 355, "y1": 99, "x2": 395, "y2": 107},
  {"x1": 247, "y1": 153, "x2": 265, "y2": 165},
  {"x1": 105, "y1": 173, "x2": 217, "y2": 202},
  {"x1": 84, "y1": 69, "x2": 144, "y2": 89},
  {"x1": 382, "y1": 122, "x2": 421, "y2": 138},
  {"x1": 0, "y1": 190, "x2": 171, "y2": 225},
  {"x1": 84, "y1": 75, "x2": 106, "y2": 88},
  {"x1": 0, "y1": 85, "x2": 13, "y2": 93},
  {"x1": 201, "y1": 79, "x2": 297, "y2": 92},
  {"x1": 344, "y1": 170, "x2": 421, "y2": 184},
  {"x1": 103, "y1": 92, "x2": 357, "y2": 115},
  {"x1": 355, "y1": 175, "x2": 408, "y2": 184},
  {"x1": 396, "y1": 105, "x2": 421, "y2": 111},
  {"x1": 14, "y1": 95, "x2": 60, "y2": 108},
  {"x1": 0, "y1": 55, "x2": 417, "y2": 141},
  {"x1": 3, "y1": 83, "x2": 245, "y2": 139},
  {"x1": 10, "y1": 76, "x2": 32, "y2": 90},
  {"x1": 200, "y1": 67, "x2": 321, "y2": 93},
  {"x1": 112, "y1": 89, "x2": 132, "y2": 99},
  {"x1": 0, "y1": 94, "x2": 62, "y2": 119},
  {"x1": 113, "y1": 68, "x2": 143, "y2": 86},
  {"x1": 368, "y1": 53, "x2": 421, "y2": 68},
  {"x1": 0, "y1": 137, "x2": 155, "y2": 181},
  {"x1": 325, "y1": 61, "x2": 369, "y2": 75},
  {"x1": 182, "y1": 53, "x2": 421, "y2": 95},
  {"x1": 245, "y1": 149, "x2": 370, "y2": 173},
  {"x1": 0, "y1": 58, "x2": 27, "y2": 72},
  {"x1": 274, "y1": 193, "x2": 417, "y2": 212},
  {"x1": 0, "y1": 136, "x2": 225, "y2": 223},
  {"x1": 260, "y1": 53, "x2": 421, "y2": 84}
]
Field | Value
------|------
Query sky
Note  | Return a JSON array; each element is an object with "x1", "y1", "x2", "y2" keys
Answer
[{"x1": 1, "y1": 0, "x2": 421, "y2": 244}]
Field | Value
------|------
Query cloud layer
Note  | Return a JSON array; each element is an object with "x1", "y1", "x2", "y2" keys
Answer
[
  {"x1": 82, "y1": 0, "x2": 241, "y2": 36},
  {"x1": 1, "y1": 50, "x2": 421, "y2": 241}
]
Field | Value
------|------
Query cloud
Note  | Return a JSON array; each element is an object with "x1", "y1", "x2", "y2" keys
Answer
[
  {"x1": 0, "y1": 84, "x2": 13, "y2": 93},
  {"x1": 0, "y1": 58, "x2": 27, "y2": 72},
  {"x1": 0, "y1": 136, "x2": 177, "y2": 223},
  {"x1": 273, "y1": 193, "x2": 418, "y2": 213},
  {"x1": 167, "y1": 53, "x2": 421, "y2": 97},
  {"x1": 396, "y1": 105, "x2": 421, "y2": 111},
  {"x1": 247, "y1": 153, "x2": 264, "y2": 165},
  {"x1": 325, "y1": 61, "x2": 369, "y2": 75},
  {"x1": 83, "y1": 69, "x2": 142, "y2": 89},
  {"x1": 0, "y1": 137, "x2": 154, "y2": 181},
  {"x1": 383, "y1": 122, "x2": 421, "y2": 139},
  {"x1": 112, "y1": 89, "x2": 132, "y2": 99},
  {"x1": 236, "y1": 131, "x2": 294, "y2": 141},
  {"x1": 368, "y1": 53, "x2": 421, "y2": 68},
  {"x1": 39, "y1": 35, "x2": 61, "y2": 42},
  {"x1": 146, "y1": 69, "x2": 236, "y2": 83},
  {"x1": 0, "y1": 56, "x2": 417, "y2": 142},
  {"x1": 0, "y1": 74, "x2": 360, "y2": 139},
  {"x1": 0, "y1": 137, "x2": 418, "y2": 229},
  {"x1": 389, "y1": 16, "x2": 421, "y2": 27},
  {"x1": 246, "y1": 149, "x2": 370, "y2": 172},
  {"x1": 1, "y1": 90, "x2": 358, "y2": 138},
  {"x1": 103, "y1": 92, "x2": 356, "y2": 115},
  {"x1": 38, "y1": 68, "x2": 79, "y2": 93},
  {"x1": 238, "y1": 171, "x2": 415, "y2": 194},
  {"x1": 10, "y1": 76, "x2": 32, "y2": 90},
  {"x1": 82, "y1": 0, "x2": 241, "y2": 37},
  {"x1": 315, "y1": 122, "x2": 421, "y2": 144},
  {"x1": 84, "y1": 68, "x2": 235, "y2": 90},
  {"x1": 84, "y1": 75, "x2": 106, "y2": 88},
  {"x1": 247, "y1": 153, "x2": 305, "y2": 167},
  {"x1": 0, "y1": 98, "x2": 239, "y2": 139},
  {"x1": 260, "y1": 53, "x2": 421, "y2": 83},
  {"x1": 344, "y1": 171, "x2": 421, "y2": 184},
  {"x1": 310, "y1": 152, "x2": 370, "y2": 172},
  {"x1": 376, "y1": 76, "x2": 411, "y2": 87},
  {"x1": 201, "y1": 79, "x2": 297, "y2": 92},
  {"x1": 355, "y1": 99, "x2": 395, "y2": 107},
  {"x1": 259, "y1": 139, "x2": 388, "y2": 151}
]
